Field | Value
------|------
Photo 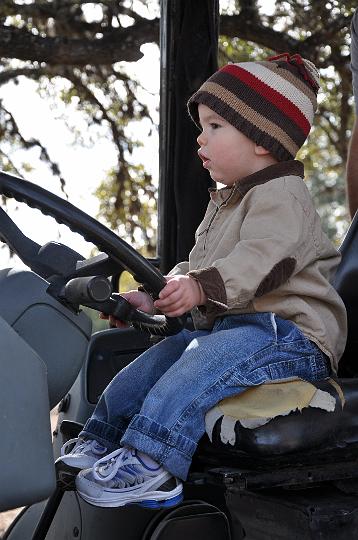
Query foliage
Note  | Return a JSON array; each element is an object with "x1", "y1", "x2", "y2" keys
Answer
[{"x1": 0, "y1": 0, "x2": 356, "y2": 247}]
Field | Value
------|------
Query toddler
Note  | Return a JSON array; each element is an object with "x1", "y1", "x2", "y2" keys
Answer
[{"x1": 56, "y1": 53, "x2": 347, "y2": 509}]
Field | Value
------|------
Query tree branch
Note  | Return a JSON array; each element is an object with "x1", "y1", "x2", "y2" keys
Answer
[
  {"x1": 63, "y1": 69, "x2": 124, "y2": 154},
  {"x1": 0, "y1": 21, "x2": 159, "y2": 65},
  {"x1": 0, "y1": 149, "x2": 23, "y2": 178},
  {"x1": 219, "y1": 12, "x2": 353, "y2": 68},
  {"x1": 0, "y1": 0, "x2": 143, "y2": 22},
  {"x1": 1, "y1": 103, "x2": 67, "y2": 195},
  {"x1": 220, "y1": 13, "x2": 298, "y2": 52},
  {"x1": 0, "y1": 66, "x2": 50, "y2": 85},
  {"x1": 0, "y1": 8, "x2": 351, "y2": 70}
]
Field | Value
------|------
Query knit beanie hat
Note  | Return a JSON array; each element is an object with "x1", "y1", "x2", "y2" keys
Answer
[{"x1": 188, "y1": 53, "x2": 320, "y2": 162}]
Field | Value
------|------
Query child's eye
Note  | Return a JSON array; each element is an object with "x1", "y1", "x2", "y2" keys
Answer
[{"x1": 210, "y1": 122, "x2": 220, "y2": 129}]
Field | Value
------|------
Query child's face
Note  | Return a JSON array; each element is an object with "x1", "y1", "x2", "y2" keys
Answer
[{"x1": 197, "y1": 104, "x2": 259, "y2": 186}]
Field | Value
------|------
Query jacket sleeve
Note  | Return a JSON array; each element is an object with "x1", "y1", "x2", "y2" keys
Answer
[
  {"x1": 188, "y1": 185, "x2": 314, "y2": 311},
  {"x1": 168, "y1": 261, "x2": 190, "y2": 276}
]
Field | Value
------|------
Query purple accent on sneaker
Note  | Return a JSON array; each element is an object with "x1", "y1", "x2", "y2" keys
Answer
[{"x1": 134, "y1": 450, "x2": 161, "y2": 472}]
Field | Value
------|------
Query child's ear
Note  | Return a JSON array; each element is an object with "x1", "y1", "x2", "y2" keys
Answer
[{"x1": 254, "y1": 144, "x2": 271, "y2": 156}]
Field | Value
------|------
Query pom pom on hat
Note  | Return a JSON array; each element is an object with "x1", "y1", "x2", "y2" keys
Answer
[{"x1": 188, "y1": 53, "x2": 320, "y2": 162}]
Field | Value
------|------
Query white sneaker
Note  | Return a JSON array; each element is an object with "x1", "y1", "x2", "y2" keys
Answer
[
  {"x1": 55, "y1": 437, "x2": 110, "y2": 490},
  {"x1": 76, "y1": 448, "x2": 183, "y2": 508}
]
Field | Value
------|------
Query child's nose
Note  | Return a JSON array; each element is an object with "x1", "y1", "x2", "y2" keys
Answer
[{"x1": 197, "y1": 131, "x2": 206, "y2": 146}]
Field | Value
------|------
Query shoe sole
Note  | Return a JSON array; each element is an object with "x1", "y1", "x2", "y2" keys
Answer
[
  {"x1": 77, "y1": 484, "x2": 183, "y2": 508},
  {"x1": 55, "y1": 461, "x2": 81, "y2": 491},
  {"x1": 132, "y1": 492, "x2": 183, "y2": 509}
]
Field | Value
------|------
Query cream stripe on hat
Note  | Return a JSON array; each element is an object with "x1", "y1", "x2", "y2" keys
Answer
[
  {"x1": 259, "y1": 61, "x2": 317, "y2": 109},
  {"x1": 241, "y1": 63, "x2": 315, "y2": 123}
]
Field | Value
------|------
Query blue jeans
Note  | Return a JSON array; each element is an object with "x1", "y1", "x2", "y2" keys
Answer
[{"x1": 81, "y1": 313, "x2": 330, "y2": 480}]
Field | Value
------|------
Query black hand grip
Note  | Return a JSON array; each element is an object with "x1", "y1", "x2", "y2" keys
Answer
[
  {"x1": 108, "y1": 295, "x2": 186, "y2": 336},
  {"x1": 82, "y1": 293, "x2": 186, "y2": 336},
  {"x1": 63, "y1": 276, "x2": 113, "y2": 304}
]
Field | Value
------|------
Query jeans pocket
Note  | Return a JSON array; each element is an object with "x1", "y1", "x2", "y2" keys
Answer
[{"x1": 268, "y1": 355, "x2": 316, "y2": 381}]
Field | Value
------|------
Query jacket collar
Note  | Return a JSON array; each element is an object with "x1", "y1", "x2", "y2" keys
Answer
[{"x1": 209, "y1": 160, "x2": 304, "y2": 207}]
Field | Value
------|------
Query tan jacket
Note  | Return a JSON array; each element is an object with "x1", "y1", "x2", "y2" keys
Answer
[{"x1": 169, "y1": 161, "x2": 347, "y2": 372}]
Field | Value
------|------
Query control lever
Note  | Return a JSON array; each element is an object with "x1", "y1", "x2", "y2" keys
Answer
[
  {"x1": 60, "y1": 276, "x2": 157, "y2": 324},
  {"x1": 61, "y1": 276, "x2": 186, "y2": 336},
  {"x1": 64, "y1": 275, "x2": 113, "y2": 304},
  {"x1": 93, "y1": 294, "x2": 187, "y2": 336}
]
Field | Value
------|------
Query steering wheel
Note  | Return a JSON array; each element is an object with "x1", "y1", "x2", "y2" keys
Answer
[{"x1": 0, "y1": 171, "x2": 185, "y2": 335}]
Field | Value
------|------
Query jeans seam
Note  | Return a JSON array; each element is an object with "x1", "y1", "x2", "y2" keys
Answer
[
  {"x1": 313, "y1": 354, "x2": 329, "y2": 378},
  {"x1": 311, "y1": 356, "x2": 318, "y2": 377},
  {"x1": 276, "y1": 339, "x2": 313, "y2": 352},
  {"x1": 126, "y1": 415, "x2": 196, "y2": 461},
  {"x1": 236, "y1": 344, "x2": 278, "y2": 386},
  {"x1": 83, "y1": 419, "x2": 126, "y2": 445}
]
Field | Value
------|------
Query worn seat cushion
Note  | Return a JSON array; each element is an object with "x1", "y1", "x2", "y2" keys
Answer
[{"x1": 204, "y1": 378, "x2": 356, "y2": 456}]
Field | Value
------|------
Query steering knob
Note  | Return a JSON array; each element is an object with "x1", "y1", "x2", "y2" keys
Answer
[{"x1": 64, "y1": 276, "x2": 113, "y2": 304}]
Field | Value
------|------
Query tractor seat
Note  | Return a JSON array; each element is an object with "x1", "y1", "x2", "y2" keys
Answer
[
  {"x1": 199, "y1": 213, "x2": 358, "y2": 469},
  {"x1": 203, "y1": 377, "x2": 358, "y2": 460}
]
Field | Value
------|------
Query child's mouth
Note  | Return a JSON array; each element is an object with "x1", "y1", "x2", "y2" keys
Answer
[{"x1": 198, "y1": 151, "x2": 210, "y2": 168}]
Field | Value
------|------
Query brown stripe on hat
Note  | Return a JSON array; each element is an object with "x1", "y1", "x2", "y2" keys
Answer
[
  {"x1": 212, "y1": 70, "x2": 308, "y2": 141},
  {"x1": 199, "y1": 81, "x2": 300, "y2": 157},
  {"x1": 258, "y1": 61, "x2": 317, "y2": 109}
]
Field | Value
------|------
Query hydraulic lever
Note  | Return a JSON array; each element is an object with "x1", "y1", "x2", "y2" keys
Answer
[{"x1": 61, "y1": 275, "x2": 185, "y2": 336}]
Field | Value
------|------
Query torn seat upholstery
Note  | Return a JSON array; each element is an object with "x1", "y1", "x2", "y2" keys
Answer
[{"x1": 203, "y1": 378, "x2": 358, "y2": 458}]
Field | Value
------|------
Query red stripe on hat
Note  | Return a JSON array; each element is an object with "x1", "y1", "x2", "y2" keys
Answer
[{"x1": 222, "y1": 64, "x2": 311, "y2": 135}]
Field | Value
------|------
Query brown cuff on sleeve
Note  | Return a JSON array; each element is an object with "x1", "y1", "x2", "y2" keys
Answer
[
  {"x1": 188, "y1": 267, "x2": 228, "y2": 313},
  {"x1": 255, "y1": 257, "x2": 296, "y2": 297}
]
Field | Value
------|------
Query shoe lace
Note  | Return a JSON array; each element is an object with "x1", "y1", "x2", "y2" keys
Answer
[
  {"x1": 93, "y1": 448, "x2": 147, "y2": 488},
  {"x1": 61, "y1": 437, "x2": 107, "y2": 457}
]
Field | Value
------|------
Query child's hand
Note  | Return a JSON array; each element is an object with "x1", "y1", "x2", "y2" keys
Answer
[
  {"x1": 100, "y1": 290, "x2": 154, "y2": 328},
  {"x1": 154, "y1": 275, "x2": 206, "y2": 317}
]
